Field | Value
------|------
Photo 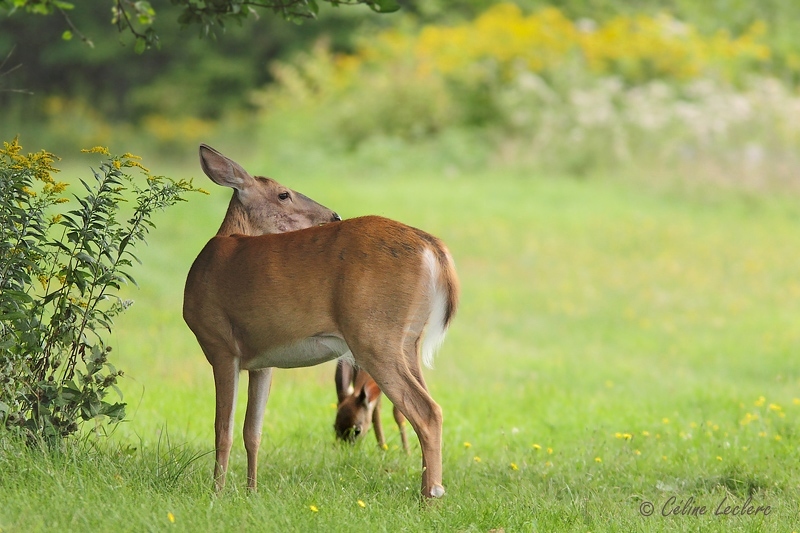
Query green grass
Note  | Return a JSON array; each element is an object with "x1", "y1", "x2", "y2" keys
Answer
[{"x1": 2, "y1": 154, "x2": 800, "y2": 532}]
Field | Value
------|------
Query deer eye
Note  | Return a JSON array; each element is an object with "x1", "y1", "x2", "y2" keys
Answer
[{"x1": 278, "y1": 191, "x2": 290, "y2": 201}]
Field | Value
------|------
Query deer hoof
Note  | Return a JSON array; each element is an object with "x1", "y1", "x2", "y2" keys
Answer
[{"x1": 429, "y1": 484, "x2": 445, "y2": 498}]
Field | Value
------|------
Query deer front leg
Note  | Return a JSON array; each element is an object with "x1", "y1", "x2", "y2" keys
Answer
[
  {"x1": 212, "y1": 357, "x2": 240, "y2": 493},
  {"x1": 244, "y1": 368, "x2": 273, "y2": 491},
  {"x1": 372, "y1": 396, "x2": 385, "y2": 448},
  {"x1": 393, "y1": 405, "x2": 410, "y2": 454}
]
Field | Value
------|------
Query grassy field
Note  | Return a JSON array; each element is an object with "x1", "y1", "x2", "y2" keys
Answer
[{"x1": 2, "y1": 151, "x2": 800, "y2": 532}]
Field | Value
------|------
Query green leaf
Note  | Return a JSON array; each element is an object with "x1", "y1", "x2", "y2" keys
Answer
[
  {"x1": 61, "y1": 30, "x2": 72, "y2": 41},
  {"x1": 134, "y1": 37, "x2": 146, "y2": 55},
  {"x1": 368, "y1": 0, "x2": 400, "y2": 13},
  {"x1": 75, "y1": 251, "x2": 96, "y2": 265}
]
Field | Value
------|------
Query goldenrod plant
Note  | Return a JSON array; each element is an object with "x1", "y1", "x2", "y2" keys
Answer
[{"x1": 0, "y1": 139, "x2": 202, "y2": 444}]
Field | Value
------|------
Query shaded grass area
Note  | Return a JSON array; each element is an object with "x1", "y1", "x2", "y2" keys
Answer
[{"x1": 2, "y1": 159, "x2": 800, "y2": 531}]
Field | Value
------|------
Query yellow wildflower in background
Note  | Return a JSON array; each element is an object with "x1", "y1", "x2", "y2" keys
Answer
[{"x1": 81, "y1": 146, "x2": 111, "y2": 156}]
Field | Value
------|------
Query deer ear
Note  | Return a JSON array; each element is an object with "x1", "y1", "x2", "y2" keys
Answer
[
  {"x1": 199, "y1": 144, "x2": 253, "y2": 190},
  {"x1": 363, "y1": 380, "x2": 381, "y2": 404},
  {"x1": 335, "y1": 359, "x2": 355, "y2": 404}
]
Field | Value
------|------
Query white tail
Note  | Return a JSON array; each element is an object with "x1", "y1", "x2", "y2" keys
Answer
[{"x1": 183, "y1": 145, "x2": 459, "y2": 499}]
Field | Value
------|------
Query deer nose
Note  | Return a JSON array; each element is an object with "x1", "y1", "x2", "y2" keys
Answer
[
  {"x1": 352, "y1": 426, "x2": 361, "y2": 437},
  {"x1": 332, "y1": 212, "x2": 342, "y2": 222}
]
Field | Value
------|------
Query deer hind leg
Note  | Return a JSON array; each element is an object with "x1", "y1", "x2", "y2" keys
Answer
[
  {"x1": 211, "y1": 355, "x2": 240, "y2": 492},
  {"x1": 359, "y1": 351, "x2": 444, "y2": 499},
  {"x1": 244, "y1": 367, "x2": 273, "y2": 491}
]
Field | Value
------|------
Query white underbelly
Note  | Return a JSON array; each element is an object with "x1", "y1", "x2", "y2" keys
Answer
[{"x1": 242, "y1": 335, "x2": 351, "y2": 370}]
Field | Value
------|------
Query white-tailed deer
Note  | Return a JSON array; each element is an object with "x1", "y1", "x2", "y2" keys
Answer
[
  {"x1": 334, "y1": 359, "x2": 409, "y2": 453},
  {"x1": 184, "y1": 144, "x2": 459, "y2": 499}
]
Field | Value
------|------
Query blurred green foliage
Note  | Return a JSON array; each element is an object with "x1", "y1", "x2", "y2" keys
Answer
[
  {"x1": 252, "y1": 3, "x2": 800, "y2": 184},
  {"x1": 2, "y1": 0, "x2": 799, "y2": 121},
  {"x1": 0, "y1": 0, "x2": 400, "y2": 52},
  {"x1": 3, "y1": 0, "x2": 800, "y2": 176}
]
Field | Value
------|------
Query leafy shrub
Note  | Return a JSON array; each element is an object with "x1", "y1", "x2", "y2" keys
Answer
[{"x1": 0, "y1": 139, "x2": 201, "y2": 444}]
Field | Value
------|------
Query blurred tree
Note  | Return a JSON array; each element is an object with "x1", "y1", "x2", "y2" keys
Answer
[
  {"x1": 0, "y1": 0, "x2": 399, "y2": 52},
  {"x1": 0, "y1": 2, "x2": 380, "y2": 124}
]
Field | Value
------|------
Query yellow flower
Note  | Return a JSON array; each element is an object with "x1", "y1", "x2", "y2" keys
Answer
[
  {"x1": 775, "y1": 435, "x2": 782, "y2": 441},
  {"x1": 381, "y1": 443, "x2": 389, "y2": 450},
  {"x1": 662, "y1": 418, "x2": 670, "y2": 424},
  {"x1": 793, "y1": 398, "x2": 800, "y2": 405},
  {"x1": 547, "y1": 447, "x2": 553, "y2": 455},
  {"x1": 309, "y1": 505, "x2": 319, "y2": 513},
  {"x1": 532, "y1": 443, "x2": 541, "y2": 450},
  {"x1": 81, "y1": 146, "x2": 111, "y2": 156},
  {"x1": 113, "y1": 159, "x2": 121, "y2": 169},
  {"x1": 510, "y1": 463, "x2": 518, "y2": 470},
  {"x1": 473, "y1": 456, "x2": 481, "y2": 463},
  {"x1": 594, "y1": 457, "x2": 602, "y2": 463},
  {"x1": 122, "y1": 159, "x2": 150, "y2": 172},
  {"x1": 167, "y1": 512, "x2": 175, "y2": 523},
  {"x1": 716, "y1": 456, "x2": 722, "y2": 461},
  {"x1": 642, "y1": 431, "x2": 650, "y2": 437},
  {"x1": 634, "y1": 450, "x2": 641, "y2": 456},
  {"x1": 463, "y1": 441, "x2": 471, "y2": 448},
  {"x1": 754, "y1": 396, "x2": 766, "y2": 407},
  {"x1": 329, "y1": 403, "x2": 337, "y2": 409},
  {"x1": 357, "y1": 500, "x2": 366, "y2": 508},
  {"x1": 768, "y1": 403, "x2": 782, "y2": 412},
  {"x1": 662, "y1": 455, "x2": 668, "y2": 461}
]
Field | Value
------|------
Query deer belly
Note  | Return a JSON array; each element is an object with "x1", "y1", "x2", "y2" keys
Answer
[{"x1": 242, "y1": 335, "x2": 350, "y2": 370}]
